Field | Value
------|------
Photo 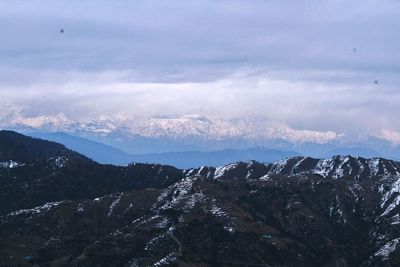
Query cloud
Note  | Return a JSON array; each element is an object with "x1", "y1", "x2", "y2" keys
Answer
[
  {"x1": 1, "y1": 71, "x2": 399, "y2": 139},
  {"x1": 0, "y1": 0, "x2": 399, "y2": 83},
  {"x1": 381, "y1": 130, "x2": 400, "y2": 145},
  {"x1": 0, "y1": 0, "x2": 399, "y2": 140}
]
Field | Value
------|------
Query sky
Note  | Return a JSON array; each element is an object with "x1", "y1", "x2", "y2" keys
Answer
[{"x1": 0, "y1": 0, "x2": 400, "y2": 141}]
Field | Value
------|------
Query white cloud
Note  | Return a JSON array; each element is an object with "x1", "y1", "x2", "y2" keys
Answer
[
  {"x1": 381, "y1": 130, "x2": 400, "y2": 145},
  {"x1": 0, "y1": 0, "x2": 399, "y2": 142},
  {"x1": 0, "y1": 0, "x2": 399, "y2": 83},
  {"x1": 0, "y1": 70, "x2": 399, "y2": 139}
]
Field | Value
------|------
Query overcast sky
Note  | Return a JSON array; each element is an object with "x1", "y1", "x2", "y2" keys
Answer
[{"x1": 1, "y1": 0, "x2": 400, "y2": 139}]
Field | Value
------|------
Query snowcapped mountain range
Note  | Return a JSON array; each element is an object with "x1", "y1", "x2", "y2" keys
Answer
[
  {"x1": 2, "y1": 113, "x2": 342, "y2": 143},
  {"x1": 1, "y1": 113, "x2": 400, "y2": 160}
]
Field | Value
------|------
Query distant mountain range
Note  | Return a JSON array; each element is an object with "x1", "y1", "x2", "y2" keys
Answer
[
  {"x1": 27, "y1": 132, "x2": 300, "y2": 168},
  {"x1": 2, "y1": 113, "x2": 400, "y2": 164},
  {"x1": 1, "y1": 131, "x2": 399, "y2": 266},
  {"x1": 25, "y1": 130, "x2": 400, "y2": 168},
  {"x1": 2, "y1": 113, "x2": 342, "y2": 144}
]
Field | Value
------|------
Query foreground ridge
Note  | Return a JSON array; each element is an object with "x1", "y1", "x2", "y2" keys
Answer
[{"x1": 0, "y1": 131, "x2": 400, "y2": 266}]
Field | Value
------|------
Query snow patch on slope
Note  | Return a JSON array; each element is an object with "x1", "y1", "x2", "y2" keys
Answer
[
  {"x1": 0, "y1": 160, "x2": 24, "y2": 168},
  {"x1": 374, "y1": 238, "x2": 400, "y2": 260},
  {"x1": 214, "y1": 163, "x2": 238, "y2": 179},
  {"x1": 152, "y1": 253, "x2": 177, "y2": 266},
  {"x1": 269, "y1": 158, "x2": 289, "y2": 174},
  {"x1": 7, "y1": 201, "x2": 63, "y2": 217},
  {"x1": 108, "y1": 193, "x2": 123, "y2": 216},
  {"x1": 156, "y1": 176, "x2": 206, "y2": 212},
  {"x1": 380, "y1": 176, "x2": 400, "y2": 216}
]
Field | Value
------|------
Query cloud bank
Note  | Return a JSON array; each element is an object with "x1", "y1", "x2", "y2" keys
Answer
[{"x1": 0, "y1": 0, "x2": 399, "y2": 141}]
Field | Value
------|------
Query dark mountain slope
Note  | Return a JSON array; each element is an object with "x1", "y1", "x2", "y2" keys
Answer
[
  {"x1": 0, "y1": 131, "x2": 183, "y2": 215},
  {"x1": 2, "y1": 166, "x2": 400, "y2": 266},
  {"x1": 0, "y1": 132, "x2": 400, "y2": 266},
  {"x1": 0, "y1": 130, "x2": 88, "y2": 162}
]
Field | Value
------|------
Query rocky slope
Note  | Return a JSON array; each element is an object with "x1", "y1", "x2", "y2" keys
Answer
[{"x1": 0, "y1": 131, "x2": 400, "y2": 266}]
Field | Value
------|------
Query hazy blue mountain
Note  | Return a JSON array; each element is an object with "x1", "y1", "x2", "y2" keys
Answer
[
  {"x1": 25, "y1": 132, "x2": 300, "y2": 168},
  {"x1": 128, "y1": 147, "x2": 300, "y2": 168},
  {"x1": 326, "y1": 147, "x2": 383, "y2": 159},
  {"x1": 27, "y1": 132, "x2": 133, "y2": 165},
  {"x1": 292, "y1": 140, "x2": 397, "y2": 159},
  {"x1": 87, "y1": 132, "x2": 203, "y2": 154},
  {"x1": 23, "y1": 130, "x2": 400, "y2": 167},
  {"x1": 389, "y1": 147, "x2": 400, "y2": 161}
]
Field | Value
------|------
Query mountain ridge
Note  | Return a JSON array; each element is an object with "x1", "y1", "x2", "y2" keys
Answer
[
  {"x1": 4, "y1": 113, "x2": 400, "y2": 160},
  {"x1": 1, "y1": 131, "x2": 400, "y2": 266},
  {"x1": 24, "y1": 131, "x2": 300, "y2": 168}
]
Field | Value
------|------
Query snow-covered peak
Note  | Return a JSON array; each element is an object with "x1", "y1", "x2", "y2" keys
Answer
[
  {"x1": 7, "y1": 113, "x2": 122, "y2": 136},
  {"x1": 208, "y1": 156, "x2": 400, "y2": 181},
  {"x1": 70, "y1": 120, "x2": 119, "y2": 135},
  {"x1": 267, "y1": 156, "x2": 400, "y2": 179},
  {"x1": 11, "y1": 113, "x2": 73, "y2": 131},
  {"x1": 126, "y1": 116, "x2": 344, "y2": 143},
  {"x1": 3, "y1": 113, "x2": 346, "y2": 145}
]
